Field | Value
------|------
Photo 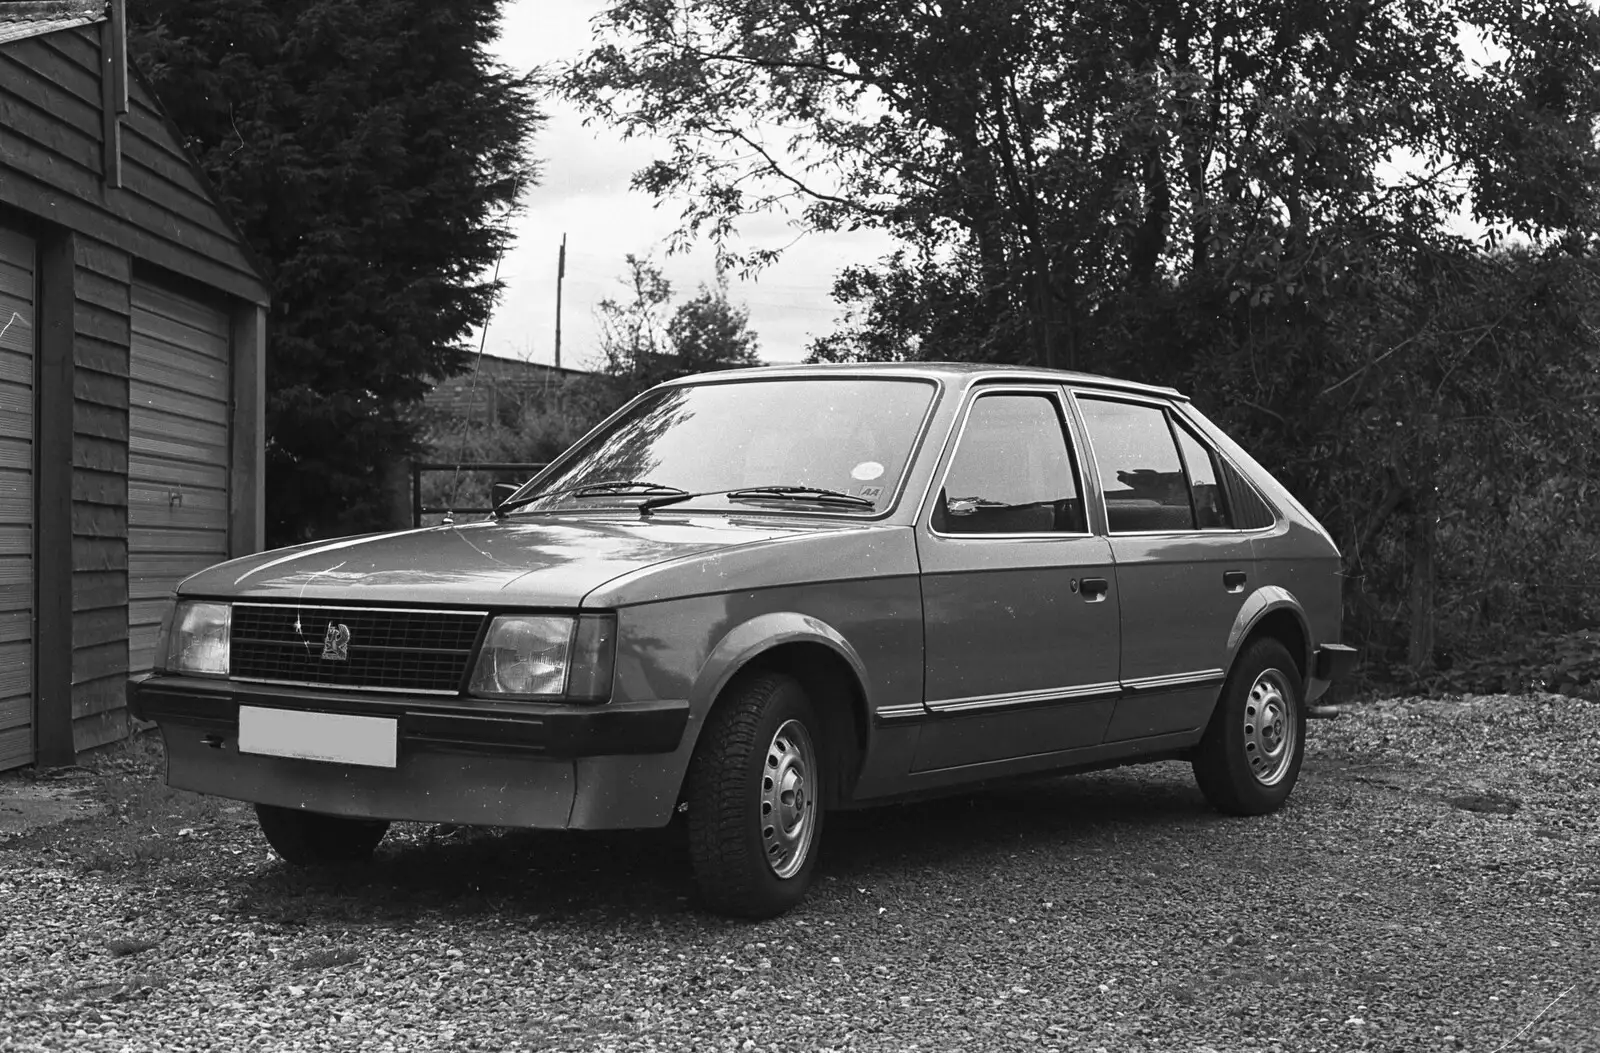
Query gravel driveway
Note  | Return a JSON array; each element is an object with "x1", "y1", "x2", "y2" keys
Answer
[{"x1": 1, "y1": 692, "x2": 1596, "y2": 1052}]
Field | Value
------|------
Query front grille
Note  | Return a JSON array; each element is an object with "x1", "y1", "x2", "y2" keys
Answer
[{"x1": 230, "y1": 604, "x2": 486, "y2": 694}]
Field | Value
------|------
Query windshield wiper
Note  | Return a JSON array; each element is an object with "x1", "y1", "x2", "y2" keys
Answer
[
  {"x1": 638, "y1": 484, "x2": 876, "y2": 515},
  {"x1": 728, "y1": 486, "x2": 876, "y2": 508},
  {"x1": 496, "y1": 479, "x2": 687, "y2": 516},
  {"x1": 572, "y1": 480, "x2": 688, "y2": 498}
]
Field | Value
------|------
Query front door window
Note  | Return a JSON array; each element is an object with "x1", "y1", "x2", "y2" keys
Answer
[{"x1": 933, "y1": 394, "x2": 1086, "y2": 535}]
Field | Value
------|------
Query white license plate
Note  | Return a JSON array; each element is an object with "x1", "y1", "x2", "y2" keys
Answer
[{"x1": 238, "y1": 707, "x2": 398, "y2": 769}]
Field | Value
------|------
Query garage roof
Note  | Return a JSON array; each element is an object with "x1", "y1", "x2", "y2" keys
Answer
[{"x1": 0, "y1": 1, "x2": 106, "y2": 46}]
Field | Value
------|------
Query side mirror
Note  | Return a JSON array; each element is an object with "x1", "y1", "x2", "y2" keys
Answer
[
  {"x1": 946, "y1": 497, "x2": 978, "y2": 517},
  {"x1": 491, "y1": 482, "x2": 519, "y2": 512}
]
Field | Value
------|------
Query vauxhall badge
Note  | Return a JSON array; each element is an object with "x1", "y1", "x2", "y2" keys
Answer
[{"x1": 321, "y1": 622, "x2": 351, "y2": 661}]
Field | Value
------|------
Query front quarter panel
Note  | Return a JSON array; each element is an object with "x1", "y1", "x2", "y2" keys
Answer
[
  {"x1": 582, "y1": 527, "x2": 925, "y2": 826},
  {"x1": 610, "y1": 574, "x2": 924, "y2": 720}
]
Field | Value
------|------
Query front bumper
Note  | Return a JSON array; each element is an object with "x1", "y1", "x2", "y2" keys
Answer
[
  {"x1": 129, "y1": 675, "x2": 694, "y2": 829},
  {"x1": 130, "y1": 675, "x2": 688, "y2": 758}
]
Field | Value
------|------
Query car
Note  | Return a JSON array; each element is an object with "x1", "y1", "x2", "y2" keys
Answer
[{"x1": 130, "y1": 363, "x2": 1357, "y2": 917}]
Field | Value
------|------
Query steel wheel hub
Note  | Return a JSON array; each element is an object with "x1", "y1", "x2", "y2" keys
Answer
[
  {"x1": 759, "y1": 719, "x2": 817, "y2": 879},
  {"x1": 1243, "y1": 670, "x2": 1296, "y2": 786}
]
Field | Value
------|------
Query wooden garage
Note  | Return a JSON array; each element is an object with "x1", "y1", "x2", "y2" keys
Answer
[{"x1": 0, "y1": 0, "x2": 270, "y2": 766}]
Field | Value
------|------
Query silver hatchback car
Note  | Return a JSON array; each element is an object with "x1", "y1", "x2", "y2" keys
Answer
[{"x1": 131, "y1": 364, "x2": 1356, "y2": 917}]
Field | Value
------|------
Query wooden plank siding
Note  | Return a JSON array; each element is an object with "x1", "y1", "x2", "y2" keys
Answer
[
  {"x1": 0, "y1": 227, "x2": 36, "y2": 770},
  {"x1": 127, "y1": 281, "x2": 230, "y2": 682},
  {"x1": 0, "y1": 28, "x2": 269, "y2": 308},
  {"x1": 70, "y1": 238, "x2": 130, "y2": 752},
  {"x1": 3, "y1": 21, "x2": 269, "y2": 760}
]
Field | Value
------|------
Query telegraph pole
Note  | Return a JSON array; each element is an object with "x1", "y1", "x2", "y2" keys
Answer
[{"x1": 554, "y1": 233, "x2": 566, "y2": 370}]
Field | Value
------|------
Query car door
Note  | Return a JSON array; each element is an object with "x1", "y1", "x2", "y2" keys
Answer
[
  {"x1": 912, "y1": 386, "x2": 1121, "y2": 772},
  {"x1": 1072, "y1": 392, "x2": 1259, "y2": 742}
]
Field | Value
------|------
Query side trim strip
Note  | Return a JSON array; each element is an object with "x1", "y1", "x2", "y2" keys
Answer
[
  {"x1": 892, "y1": 669, "x2": 1227, "y2": 724},
  {"x1": 1121, "y1": 669, "x2": 1225, "y2": 693},
  {"x1": 927, "y1": 680, "x2": 1122, "y2": 715}
]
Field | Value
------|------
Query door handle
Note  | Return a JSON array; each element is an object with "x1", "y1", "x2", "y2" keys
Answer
[
  {"x1": 1223, "y1": 570, "x2": 1247, "y2": 593},
  {"x1": 1079, "y1": 577, "x2": 1110, "y2": 602}
]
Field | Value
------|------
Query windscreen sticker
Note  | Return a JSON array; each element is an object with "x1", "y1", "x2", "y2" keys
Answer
[
  {"x1": 852, "y1": 460, "x2": 885, "y2": 481},
  {"x1": 858, "y1": 485, "x2": 884, "y2": 499}
]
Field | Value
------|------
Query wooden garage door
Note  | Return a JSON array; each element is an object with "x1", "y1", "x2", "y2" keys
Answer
[
  {"x1": 129, "y1": 283, "x2": 230, "y2": 677},
  {"x1": 0, "y1": 229, "x2": 36, "y2": 771}
]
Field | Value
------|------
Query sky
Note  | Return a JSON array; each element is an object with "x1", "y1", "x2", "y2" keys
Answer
[{"x1": 477, "y1": 0, "x2": 892, "y2": 369}]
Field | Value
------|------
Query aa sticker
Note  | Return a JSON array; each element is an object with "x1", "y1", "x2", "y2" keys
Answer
[
  {"x1": 858, "y1": 486, "x2": 884, "y2": 499},
  {"x1": 851, "y1": 460, "x2": 885, "y2": 481}
]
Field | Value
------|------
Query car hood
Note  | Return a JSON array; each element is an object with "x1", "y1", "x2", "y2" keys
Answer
[{"x1": 176, "y1": 516, "x2": 836, "y2": 608}]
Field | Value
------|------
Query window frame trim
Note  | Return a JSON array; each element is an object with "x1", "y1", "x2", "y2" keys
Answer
[
  {"x1": 922, "y1": 383, "x2": 1095, "y2": 541},
  {"x1": 1170, "y1": 412, "x2": 1243, "y2": 531}
]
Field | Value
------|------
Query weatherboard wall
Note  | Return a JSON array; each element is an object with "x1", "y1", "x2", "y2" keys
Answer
[
  {"x1": 0, "y1": 227, "x2": 37, "y2": 771},
  {"x1": 0, "y1": 25, "x2": 269, "y2": 305},
  {"x1": 70, "y1": 236, "x2": 131, "y2": 753},
  {"x1": 0, "y1": 19, "x2": 268, "y2": 763}
]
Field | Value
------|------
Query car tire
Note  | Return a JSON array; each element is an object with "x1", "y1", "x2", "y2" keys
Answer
[
  {"x1": 685, "y1": 671, "x2": 825, "y2": 918},
  {"x1": 255, "y1": 804, "x2": 390, "y2": 865},
  {"x1": 1192, "y1": 637, "x2": 1306, "y2": 815}
]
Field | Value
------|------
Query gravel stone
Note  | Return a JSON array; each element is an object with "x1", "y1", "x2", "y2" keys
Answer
[{"x1": 0, "y1": 692, "x2": 1596, "y2": 1050}]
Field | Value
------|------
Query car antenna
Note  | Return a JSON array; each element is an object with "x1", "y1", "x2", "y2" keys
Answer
[{"x1": 440, "y1": 174, "x2": 521, "y2": 526}]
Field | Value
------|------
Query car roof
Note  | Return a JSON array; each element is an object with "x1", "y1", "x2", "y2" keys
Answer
[{"x1": 665, "y1": 361, "x2": 1187, "y2": 401}]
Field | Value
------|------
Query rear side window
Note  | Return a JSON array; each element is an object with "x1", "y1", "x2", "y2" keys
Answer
[
  {"x1": 1077, "y1": 397, "x2": 1195, "y2": 532},
  {"x1": 1218, "y1": 458, "x2": 1277, "y2": 529},
  {"x1": 933, "y1": 393, "x2": 1087, "y2": 535}
]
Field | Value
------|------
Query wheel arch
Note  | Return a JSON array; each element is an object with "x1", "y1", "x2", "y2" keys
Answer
[
  {"x1": 689, "y1": 613, "x2": 872, "y2": 807},
  {"x1": 1226, "y1": 586, "x2": 1311, "y2": 683}
]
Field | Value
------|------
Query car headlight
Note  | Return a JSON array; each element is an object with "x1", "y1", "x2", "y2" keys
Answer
[
  {"x1": 161, "y1": 601, "x2": 231, "y2": 677},
  {"x1": 468, "y1": 613, "x2": 616, "y2": 702}
]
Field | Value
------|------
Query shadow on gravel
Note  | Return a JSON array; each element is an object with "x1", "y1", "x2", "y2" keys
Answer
[
  {"x1": 234, "y1": 825, "x2": 700, "y2": 925},
  {"x1": 231, "y1": 765, "x2": 1213, "y2": 923},
  {"x1": 824, "y1": 763, "x2": 1211, "y2": 876}
]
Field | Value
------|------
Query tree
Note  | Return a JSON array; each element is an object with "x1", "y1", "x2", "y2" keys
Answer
[
  {"x1": 595, "y1": 254, "x2": 675, "y2": 390},
  {"x1": 667, "y1": 282, "x2": 761, "y2": 374},
  {"x1": 130, "y1": 0, "x2": 542, "y2": 544},
  {"x1": 563, "y1": 1, "x2": 1600, "y2": 373},
  {"x1": 564, "y1": 0, "x2": 1600, "y2": 666},
  {"x1": 594, "y1": 255, "x2": 760, "y2": 401}
]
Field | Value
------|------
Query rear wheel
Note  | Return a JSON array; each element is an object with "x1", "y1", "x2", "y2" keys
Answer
[
  {"x1": 685, "y1": 672, "x2": 824, "y2": 918},
  {"x1": 255, "y1": 804, "x2": 390, "y2": 865},
  {"x1": 1192, "y1": 638, "x2": 1306, "y2": 815}
]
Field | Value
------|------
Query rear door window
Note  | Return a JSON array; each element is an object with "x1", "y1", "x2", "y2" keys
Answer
[{"x1": 1076, "y1": 397, "x2": 1195, "y2": 533}]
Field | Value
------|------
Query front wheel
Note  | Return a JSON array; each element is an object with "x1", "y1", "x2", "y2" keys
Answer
[
  {"x1": 685, "y1": 672, "x2": 825, "y2": 918},
  {"x1": 1192, "y1": 638, "x2": 1306, "y2": 815},
  {"x1": 255, "y1": 804, "x2": 390, "y2": 865}
]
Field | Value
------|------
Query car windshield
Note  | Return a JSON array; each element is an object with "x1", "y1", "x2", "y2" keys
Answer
[{"x1": 511, "y1": 376, "x2": 937, "y2": 515}]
